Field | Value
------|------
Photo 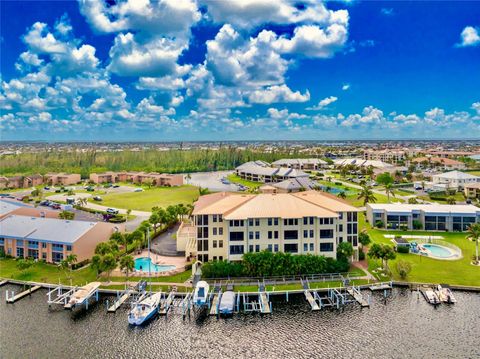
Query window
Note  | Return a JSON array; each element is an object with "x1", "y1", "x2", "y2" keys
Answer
[
  {"x1": 219, "y1": 227, "x2": 223, "y2": 235},
  {"x1": 320, "y1": 243, "x2": 334, "y2": 252},
  {"x1": 284, "y1": 218, "x2": 298, "y2": 226},
  {"x1": 219, "y1": 256, "x2": 223, "y2": 261},
  {"x1": 339, "y1": 224, "x2": 343, "y2": 232},
  {"x1": 274, "y1": 218, "x2": 278, "y2": 225},
  {"x1": 52, "y1": 252, "x2": 64, "y2": 262},
  {"x1": 274, "y1": 244, "x2": 278, "y2": 252},
  {"x1": 309, "y1": 229, "x2": 314, "y2": 238},
  {"x1": 284, "y1": 230, "x2": 298, "y2": 240},
  {"x1": 218, "y1": 215, "x2": 223, "y2": 222},
  {"x1": 230, "y1": 232, "x2": 244, "y2": 241},
  {"x1": 303, "y1": 230, "x2": 308, "y2": 238},
  {"x1": 16, "y1": 247, "x2": 24, "y2": 258},
  {"x1": 320, "y1": 229, "x2": 334, "y2": 239},
  {"x1": 52, "y1": 244, "x2": 63, "y2": 252},
  {"x1": 229, "y1": 245, "x2": 244, "y2": 255},
  {"x1": 255, "y1": 219, "x2": 260, "y2": 226},
  {"x1": 66, "y1": 245, "x2": 72, "y2": 251},
  {"x1": 268, "y1": 218, "x2": 272, "y2": 226},
  {"x1": 16, "y1": 240, "x2": 24, "y2": 247},
  {"x1": 304, "y1": 243, "x2": 308, "y2": 252},
  {"x1": 213, "y1": 240, "x2": 217, "y2": 248},
  {"x1": 42, "y1": 242, "x2": 47, "y2": 249},
  {"x1": 255, "y1": 231, "x2": 260, "y2": 240},
  {"x1": 249, "y1": 245, "x2": 254, "y2": 252},
  {"x1": 268, "y1": 231, "x2": 272, "y2": 239},
  {"x1": 255, "y1": 245, "x2": 260, "y2": 252},
  {"x1": 28, "y1": 241, "x2": 39, "y2": 249},
  {"x1": 267, "y1": 244, "x2": 272, "y2": 252},
  {"x1": 213, "y1": 214, "x2": 218, "y2": 223},
  {"x1": 213, "y1": 256, "x2": 217, "y2": 261},
  {"x1": 339, "y1": 212, "x2": 343, "y2": 220},
  {"x1": 42, "y1": 252, "x2": 47, "y2": 260},
  {"x1": 213, "y1": 227, "x2": 217, "y2": 235},
  {"x1": 219, "y1": 240, "x2": 223, "y2": 248},
  {"x1": 249, "y1": 231, "x2": 254, "y2": 240},
  {"x1": 303, "y1": 217, "x2": 308, "y2": 225},
  {"x1": 310, "y1": 243, "x2": 314, "y2": 251},
  {"x1": 248, "y1": 219, "x2": 254, "y2": 226},
  {"x1": 274, "y1": 231, "x2": 279, "y2": 239},
  {"x1": 284, "y1": 243, "x2": 298, "y2": 253},
  {"x1": 310, "y1": 217, "x2": 314, "y2": 225}
]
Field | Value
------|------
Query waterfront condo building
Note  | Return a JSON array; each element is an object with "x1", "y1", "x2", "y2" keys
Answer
[
  {"x1": 0, "y1": 215, "x2": 124, "y2": 263},
  {"x1": 45, "y1": 173, "x2": 81, "y2": 186},
  {"x1": 185, "y1": 191, "x2": 360, "y2": 263},
  {"x1": 89, "y1": 171, "x2": 183, "y2": 186},
  {"x1": 366, "y1": 203, "x2": 480, "y2": 231}
]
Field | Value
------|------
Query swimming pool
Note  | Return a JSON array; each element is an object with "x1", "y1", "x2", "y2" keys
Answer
[
  {"x1": 422, "y1": 244, "x2": 455, "y2": 259},
  {"x1": 134, "y1": 258, "x2": 175, "y2": 273},
  {"x1": 320, "y1": 186, "x2": 352, "y2": 195}
]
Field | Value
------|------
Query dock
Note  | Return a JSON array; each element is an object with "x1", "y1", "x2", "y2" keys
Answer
[
  {"x1": 369, "y1": 282, "x2": 393, "y2": 291},
  {"x1": 159, "y1": 289, "x2": 175, "y2": 315},
  {"x1": 347, "y1": 286, "x2": 370, "y2": 307},
  {"x1": 6, "y1": 285, "x2": 41, "y2": 303},
  {"x1": 301, "y1": 279, "x2": 320, "y2": 311},
  {"x1": 209, "y1": 291, "x2": 222, "y2": 316},
  {"x1": 107, "y1": 289, "x2": 134, "y2": 312},
  {"x1": 259, "y1": 291, "x2": 272, "y2": 314}
]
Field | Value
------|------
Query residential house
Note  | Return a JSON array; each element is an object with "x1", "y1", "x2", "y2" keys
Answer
[{"x1": 431, "y1": 171, "x2": 480, "y2": 190}]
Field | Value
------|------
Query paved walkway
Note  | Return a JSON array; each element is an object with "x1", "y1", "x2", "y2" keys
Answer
[{"x1": 151, "y1": 223, "x2": 181, "y2": 255}]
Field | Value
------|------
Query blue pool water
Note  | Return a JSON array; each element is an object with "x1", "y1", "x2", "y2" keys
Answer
[
  {"x1": 134, "y1": 257, "x2": 175, "y2": 273},
  {"x1": 423, "y1": 244, "x2": 453, "y2": 258},
  {"x1": 320, "y1": 186, "x2": 351, "y2": 195}
]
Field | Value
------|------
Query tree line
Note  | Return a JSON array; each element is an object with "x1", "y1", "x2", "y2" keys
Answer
[{"x1": 1, "y1": 148, "x2": 319, "y2": 176}]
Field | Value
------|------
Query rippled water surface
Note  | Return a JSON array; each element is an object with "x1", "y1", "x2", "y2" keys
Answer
[{"x1": 0, "y1": 285, "x2": 479, "y2": 359}]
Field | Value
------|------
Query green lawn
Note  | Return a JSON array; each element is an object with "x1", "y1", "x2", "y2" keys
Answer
[
  {"x1": 365, "y1": 228, "x2": 479, "y2": 286},
  {"x1": 90, "y1": 185, "x2": 199, "y2": 211},
  {"x1": 226, "y1": 174, "x2": 262, "y2": 189}
]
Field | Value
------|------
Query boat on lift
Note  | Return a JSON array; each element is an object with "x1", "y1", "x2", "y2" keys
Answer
[
  {"x1": 436, "y1": 284, "x2": 457, "y2": 304},
  {"x1": 218, "y1": 290, "x2": 235, "y2": 315},
  {"x1": 65, "y1": 282, "x2": 101, "y2": 309},
  {"x1": 128, "y1": 292, "x2": 162, "y2": 325},
  {"x1": 193, "y1": 280, "x2": 210, "y2": 307}
]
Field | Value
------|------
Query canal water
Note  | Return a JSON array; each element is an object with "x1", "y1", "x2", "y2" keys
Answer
[{"x1": 0, "y1": 284, "x2": 478, "y2": 359}]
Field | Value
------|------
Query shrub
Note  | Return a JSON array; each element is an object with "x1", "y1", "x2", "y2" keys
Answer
[
  {"x1": 358, "y1": 251, "x2": 366, "y2": 260},
  {"x1": 399, "y1": 224, "x2": 408, "y2": 231},
  {"x1": 396, "y1": 245, "x2": 410, "y2": 254},
  {"x1": 412, "y1": 220, "x2": 423, "y2": 230},
  {"x1": 396, "y1": 260, "x2": 412, "y2": 279},
  {"x1": 375, "y1": 220, "x2": 384, "y2": 228},
  {"x1": 109, "y1": 215, "x2": 126, "y2": 223}
]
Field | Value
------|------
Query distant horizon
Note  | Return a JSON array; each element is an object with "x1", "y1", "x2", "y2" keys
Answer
[{"x1": 1, "y1": 1, "x2": 479, "y2": 140}]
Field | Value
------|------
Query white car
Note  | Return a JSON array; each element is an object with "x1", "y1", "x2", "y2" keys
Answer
[
  {"x1": 106, "y1": 208, "x2": 119, "y2": 215},
  {"x1": 134, "y1": 188, "x2": 144, "y2": 192}
]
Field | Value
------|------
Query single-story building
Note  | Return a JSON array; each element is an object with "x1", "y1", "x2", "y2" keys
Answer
[
  {"x1": 0, "y1": 199, "x2": 59, "y2": 220},
  {"x1": 0, "y1": 215, "x2": 124, "y2": 263},
  {"x1": 366, "y1": 203, "x2": 480, "y2": 231}
]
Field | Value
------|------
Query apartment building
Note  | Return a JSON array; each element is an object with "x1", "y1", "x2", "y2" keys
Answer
[
  {"x1": 0, "y1": 215, "x2": 124, "y2": 263},
  {"x1": 271, "y1": 158, "x2": 328, "y2": 171},
  {"x1": 45, "y1": 173, "x2": 81, "y2": 186},
  {"x1": 410, "y1": 157, "x2": 466, "y2": 170},
  {"x1": 431, "y1": 171, "x2": 480, "y2": 190},
  {"x1": 363, "y1": 149, "x2": 406, "y2": 164},
  {"x1": 366, "y1": 203, "x2": 480, "y2": 231},
  {"x1": 464, "y1": 183, "x2": 480, "y2": 199},
  {"x1": 89, "y1": 171, "x2": 183, "y2": 186},
  {"x1": 235, "y1": 161, "x2": 309, "y2": 183},
  {"x1": 0, "y1": 199, "x2": 59, "y2": 220},
  {"x1": 186, "y1": 191, "x2": 359, "y2": 263}
]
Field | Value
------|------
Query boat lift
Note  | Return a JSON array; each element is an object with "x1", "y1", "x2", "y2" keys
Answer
[
  {"x1": 6, "y1": 283, "x2": 41, "y2": 303},
  {"x1": 159, "y1": 287, "x2": 177, "y2": 315},
  {"x1": 47, "y1": 284, "x2": 76, "y2": 307}
]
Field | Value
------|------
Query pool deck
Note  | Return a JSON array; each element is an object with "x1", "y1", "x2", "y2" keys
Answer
[{"x1": 111, "y1": 250, "x2": 187, "y2": 277}]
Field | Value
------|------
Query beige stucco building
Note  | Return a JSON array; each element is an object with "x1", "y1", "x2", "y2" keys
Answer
[
  {"x1": 89, "y1": 171, "x2": 183, "y2": 186},
  {"x1": 45, "y1": 173, "x2": 81, "y2": 186},
  {"x1": 183, "y1": 191, "x2": 360, "y2": 263}
]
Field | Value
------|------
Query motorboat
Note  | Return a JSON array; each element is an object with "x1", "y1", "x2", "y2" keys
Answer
[
  {"x1": 422, "y1": 288, "x2": 441, "y2": 305},
  {"x1": 436, "y1": 284, "x2": 457, "y2": 304},
  {"x1": 128, "y1": 292, "x2": 162, "y2": 325},
  {"x1": 65, "y1": 282, "x2": 101, "y2": 309},
  {"x1": 193, "y1": 281, "x2": 210, "y2": 307},
  {"x1": 218, "y1": 291, "x2": 235, "y2": 315}
]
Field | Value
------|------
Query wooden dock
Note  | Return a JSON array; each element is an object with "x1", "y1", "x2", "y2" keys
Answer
[
  {"x1": 369, "y1": 283, "x2": 392, "y2": 291},
  {"x1": 259, "y1": 292, "x2": 271, "y2": 314},
  {"x1": 159, "y1": 290, "x2": 175, "y2": 315},
  {"x1": 347, "y1": 287, "x2": 370, "y2": 307},
  {"x1": 6, "y1": 285, "x2": 41, "y2": 303},
  {"x1": 107, "y1": 290, "x2": 133, "y2": 312},
  {"x1": 209, "y1": 292, "x2": 222, "y2": 316},
  {"x1": 304, "y1": 290, "x2": 320, "y2": 311}
]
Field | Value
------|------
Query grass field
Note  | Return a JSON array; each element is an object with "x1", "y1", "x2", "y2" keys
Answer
[
  {"x1": 226, "y1": 174, "x2": 262, "y2": 189},
  {"x1": 90, "y1": 185, "x2": 199, "y2": 211},
  {"x1": 365, "y1": 228, "x2": 479, "y2": 286}
]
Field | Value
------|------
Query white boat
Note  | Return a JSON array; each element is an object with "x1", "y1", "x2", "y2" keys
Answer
[
  {"x1": 128, "y1": 292, "x2": 162, "y2": 325},
  {"x1": 218, "y1": 291, "x2": 235, "y2": 315},
  {"x1": 436, "y1": 285, "x2": 457, "y2": 304},
  {"x1": 193, "y1": 281, "x2": 210, "y2": 307},
  {"x1": 65, "y1": 282, "x2": 101, "y2": 309},
  {"x1": 422, "y1": 289, "x2": 441, "y2": 305}
]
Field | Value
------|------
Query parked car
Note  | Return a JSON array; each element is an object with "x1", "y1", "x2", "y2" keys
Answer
[
  {"x1": 50, "y1": 203, "x2": 61, "y2": 210},
  {"x1": 39, "y1": 200, "x2": 51, "y2": 206},
  {"x1": 16, "y1": 196, "x2": 28, "y2": 201},
  {"x1": 106, "y1": 208, "x2": 119, "y2": 215},
  {"x1": 113, "y1": 185, "x2": 120, "y2": 188},
  {"x1": 85, "y1": 186, "x2": 95, "y2": 192},
  {"x1": 134, "y1": 188, "x2": 144, "y2": 192},
  {"x1": 93, "y1": 196, "x2": 103, "y2": 201},
  {"x1": 0, "y1": 193, "x2": 10, "y2": 197},
  {"x1": 104, "y1": 183, "x2": 113, "y2": 188},
  {"x1": 43, "y1": 186, "x2": 50, "y2": 190}
]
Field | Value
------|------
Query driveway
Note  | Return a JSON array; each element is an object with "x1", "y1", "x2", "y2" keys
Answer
[{"x1": 151, "y1": 223, "x2": 181, "y2": 255}]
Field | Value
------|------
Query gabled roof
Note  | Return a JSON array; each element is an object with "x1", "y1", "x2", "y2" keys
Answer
[
  {"x1": 192, "y1": 192, "x2": 255, "y2": 215},
  {"x1": 292, "y1": 190, "x2": 359, "y2": 212}
]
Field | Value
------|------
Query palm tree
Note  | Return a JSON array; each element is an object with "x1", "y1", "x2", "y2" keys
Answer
[
  {"x1": 119, "y1": 255, "x2": 135, "y2": 285},
  {"x1": 384, "y1": 183, "x2": 395, "y2": 203},
  {"x1": 466, "y1": 223, "x2": 480, "y2": 265},
  {"x1": 357, "y1": 184, "x2": 376, "y2": 206},
  {"x1": 337, "y1": 191, "x2": 347, "y2": 199}
]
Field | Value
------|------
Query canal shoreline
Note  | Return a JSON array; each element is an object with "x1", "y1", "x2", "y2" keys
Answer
[{"x1": 3, "y1": 277, "x2": 480, "y2": 297}]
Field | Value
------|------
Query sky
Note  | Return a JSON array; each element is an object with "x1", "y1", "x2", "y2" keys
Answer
[{"x1": 0, "y1": 0, "x2": 479, "y2": 141}]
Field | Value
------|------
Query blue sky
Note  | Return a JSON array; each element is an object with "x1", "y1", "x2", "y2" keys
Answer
[{"x1": 1, "y1": 0, "x2": 479, "y2": 141}]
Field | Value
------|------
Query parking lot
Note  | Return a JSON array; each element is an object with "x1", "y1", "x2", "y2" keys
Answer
[{"x1": 186, "y1": 170, "x2": 240, "y2": 192}]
